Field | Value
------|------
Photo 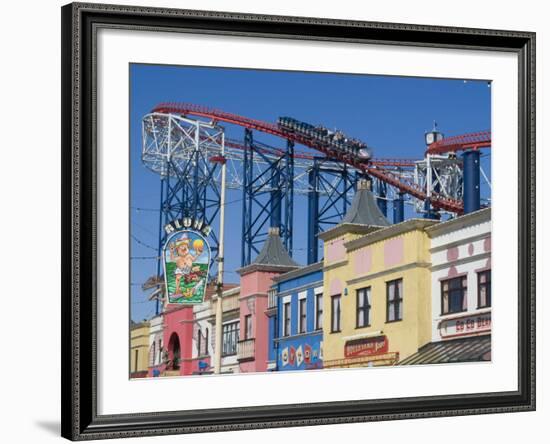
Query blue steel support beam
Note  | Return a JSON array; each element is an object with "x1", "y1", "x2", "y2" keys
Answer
[
  {"x1": 241, "y1": 129, "x2": 254, "y2": 266},
  {"x1": 307, "y1": 160, "x2": 320, "y2": 264},
  {"x1": 270, "y1": 167, "x2": 282, "y2": 229},
  {"x1": 462, "y1": 149, "x2": 481, "y2": 214},
  {"x1": 393, "y1": 192, "x2": 404, "y2": 223},
  {"x1": 284, "y1": 140, "x2": 295, "y2": 256},
  {"x1": 423, "y1": 199, "x2": 439, "y2": 219},
  {"x1": 241, "y1": 130, "x2": 294, "y2": 266},
  {"x1": 376, "y1": 179, "x2": 388, "y2": 217}
]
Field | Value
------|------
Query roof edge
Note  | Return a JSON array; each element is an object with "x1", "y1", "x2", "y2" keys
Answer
[
  {"x1": 425, "y1": 207, "x2": 491, "y2": 237},
  {"x1": 344, "y1": 219, "x2": 439, "y2": 251},
  {"x1": 271, "y1": 261, "x2": 323, "y2": 284}
]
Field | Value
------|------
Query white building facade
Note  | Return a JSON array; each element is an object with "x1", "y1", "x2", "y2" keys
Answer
[
  {"x1": 401, "y1": 208, "x2": 491, "y2": 365},
  {"x1": 148, "y1": 314, "x2": 164, "y2": 376}
]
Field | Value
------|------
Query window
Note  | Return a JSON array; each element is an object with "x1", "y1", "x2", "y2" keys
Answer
[
  {"x1": 315, "y1": 293, "x2": 323, "y2": 330},
  {"x1": 222, "y1": 322, "x2": 239, "y2": 356},
  {"x1": 299, "y1": 298, "x2": 307, "y2": 333},
  {"x1": 134, "y1": 349, "x2": 139, "y2": 372},
  {"x1": 150, "y1": 342, "x2": 156, "y2": 367},
  {"x1": 478, "y1": 270, "x2": 491, "y2": 308},
  {"x1": 158, "y1": 339, "x2": 162, "y2": 365},
  {"x1": 356, "y1": 287, "x2": 371, "y2": 328},
  {"x1": 283, "y1": 302, "x2": 291, "y2": 336},
  {"x1": 331, "y1": 295, "x2": 341, "y2": 333},
  {"x1": 441, "y1": 276, "x2": 468, "y2": 315},
  {"x1": 244, "y1": 314, "x2": 253, "y2": 339},
  {"x1": 197, "y1": 329, "x2": 202, "y2": 356},
  {"x1": 386, "y1": 279, "x2": 403, "y2": 322},
  {"x1": 205, "y1": 328, "x2": 209, "y2": 354},
  {"x1": 222, "y1": 321, "x2": 239, "y2": 356}
]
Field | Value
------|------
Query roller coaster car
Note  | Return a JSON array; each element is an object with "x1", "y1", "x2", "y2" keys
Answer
[{"x1": 357, "y1": 146, "x2": 373, "y2": 161}]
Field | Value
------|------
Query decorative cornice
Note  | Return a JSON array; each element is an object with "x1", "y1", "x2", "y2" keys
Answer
[
  {"x1": 425, "y1": 208, "x2": 491, "y2": 237},
  {"x1": 318, "y1": 224, "x2": 381, "y2": 242},
  {"x1": 344, "y1": 219, "x2": 438, "y2": 252},
  {"x1": 272, "y1": 261, "x2": 323, "y2": 283},
  {"x1": 346, "y1": 261, "x2": 431, "y2": 286}
]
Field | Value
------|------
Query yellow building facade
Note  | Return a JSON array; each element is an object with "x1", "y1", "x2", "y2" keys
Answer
[
  {"x1": 320, "y1": 219, "x2": 437, "y2": 368},
  {"x1": 130, "y1": 321, "x2": 150, "y2": 378}
]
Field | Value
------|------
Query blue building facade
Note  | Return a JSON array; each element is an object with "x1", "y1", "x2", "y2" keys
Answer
[{"x1": 267, "y1": 262, "x2": 324, "y2": 371}]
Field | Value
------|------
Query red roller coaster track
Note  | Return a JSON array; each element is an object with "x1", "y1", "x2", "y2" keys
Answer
[
  {"x1": 426, "y1": 131, "x2": 491, "y2": 155},
  {"x1": 152, "y1": 102, "x2": 491, "y2": 213}
]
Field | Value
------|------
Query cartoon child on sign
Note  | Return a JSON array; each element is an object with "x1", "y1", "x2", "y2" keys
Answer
[{"x1": 163, "y1": 230, "x2": 210, "y2": 304}]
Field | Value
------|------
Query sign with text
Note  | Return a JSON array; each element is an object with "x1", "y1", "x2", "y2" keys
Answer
[
  {"x1": 439, "y1": 312, "x2": 492, "y2": 339},
  {"x1": 162, "y1": 229, "x2": 211, "y2": 304},
  {"x1": 344, "y1": 335, "x2": 388, "y2": 358}
]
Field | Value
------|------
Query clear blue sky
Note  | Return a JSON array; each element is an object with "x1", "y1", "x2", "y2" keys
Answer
[{"x1": 130, "y1": 64, "x2": 491, "y2": 322}]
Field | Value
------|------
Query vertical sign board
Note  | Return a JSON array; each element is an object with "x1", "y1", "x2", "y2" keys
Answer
[{"x1": 163, "y1": 229, "x2": 211, "y2": 304}]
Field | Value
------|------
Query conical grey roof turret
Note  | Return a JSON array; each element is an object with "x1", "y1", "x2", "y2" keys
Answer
[
  {"x1": 252, "y1": 227, "x2": 299, "y2": 267},
  {"x1": 237, "y1": 227, "x2": 300, "y2": 275},
  {"x1": 342, "y1": 179, "x2": 390, "y2": 227}
]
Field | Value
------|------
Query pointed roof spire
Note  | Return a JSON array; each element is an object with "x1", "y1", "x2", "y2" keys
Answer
[
  {"x1": 319, "y1": 179, "x2": 390, "y2": 241},
  {"x1": 252, "y1": 227, "x2": 299, "y2": 267},
  {"x1": 237, "y1": 227, "x2": 300, "y2": 275},
  {"x1": 342, "y1": 179, "x2": 391, "y2": 227}
]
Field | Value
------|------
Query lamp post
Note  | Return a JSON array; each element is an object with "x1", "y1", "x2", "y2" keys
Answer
[{"x1": 214, "y1": 134, "x2": 227, "y2": 374}]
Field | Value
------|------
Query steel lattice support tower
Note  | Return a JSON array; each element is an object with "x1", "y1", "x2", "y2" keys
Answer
[
  {"x1": 306, "y1": 158, "x2": 357, "y2": 264},
  {"x1": 241, "y1": 129, "x2": 295, "y2": 266},
  {"x1": 142, "y1": 113, "x2": 225, "y2": 285}
]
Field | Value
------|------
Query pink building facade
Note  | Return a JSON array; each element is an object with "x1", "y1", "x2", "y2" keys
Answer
[{"x1": 237, "y1": 228, "x2": 298, "y2": 373}]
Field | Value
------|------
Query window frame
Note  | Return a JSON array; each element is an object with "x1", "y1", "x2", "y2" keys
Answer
[
  {"x1": 283, "y1": 301, "x2": 291, "y2": 337},
  {"x1": 244, "y1": 314, "x2": 253, "y2": 340},
  {"x1": 440, "y1": 275, "x2": 468, "y2": 315},
  {"x1": 477, "y1": 270, "x2": 491, "y2": 308},
  {"x1": 330, "y1": 294, "x2": 342, "y2": 333},
  {"x1": 356, "y1": 286, "x2": 372, "y2": 328},
  {"x1": 298, "y1": 297, "x2": 307, "y2": 334},
  {"x1": 315, "y1": 292, "x2": 323, "y2": 331},
  {"x1": 221, "y1": 321, "x2": 239, "y2": 357},
  {"x1": 386, "y1": 279, "x2": 403, "y2": 323}
]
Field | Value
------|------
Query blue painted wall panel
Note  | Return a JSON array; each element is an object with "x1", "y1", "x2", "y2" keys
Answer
[{"x1": 277, "y1": 332, "x2": 323, "y2": 371}]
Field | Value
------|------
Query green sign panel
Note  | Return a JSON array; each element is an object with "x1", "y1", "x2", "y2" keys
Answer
[{"x1": 163, "y1": 230, "x2": 211, "y2": 304}]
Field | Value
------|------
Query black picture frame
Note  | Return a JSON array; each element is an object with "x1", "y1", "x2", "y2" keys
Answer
[{"x1": 61, "y1": 2, "x2": 536, "y2": 440}]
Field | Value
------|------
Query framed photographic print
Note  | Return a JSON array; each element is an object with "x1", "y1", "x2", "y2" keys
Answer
[{"x1": 61, "y1": 2, "x2": 536, "y2": 440}]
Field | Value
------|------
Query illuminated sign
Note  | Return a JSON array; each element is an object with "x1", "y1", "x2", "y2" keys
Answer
[
  {"x1": 344, "y1": 336, "x2": 388, "y2": 358},
  {"x1": 162, "y1": 229, "x2": 211, "y2": 304}
]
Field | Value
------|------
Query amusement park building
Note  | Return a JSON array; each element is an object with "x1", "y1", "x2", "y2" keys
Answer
[
  {"x1": 319, "y1": 180, "x2": 438, "y2": 368},
  {"x1": 160, "y1": 283, "x2": 238, "y2": 377},
  {"x1": 147, "y1": 314, "x2": 164, "y2": 377},
  {"x1": 211, "y1": 286, "x2": 241, "y2": 374},
  {"x1": 400, "y1": 208, "x2": 492, "y2": 365},
  {"x1": 268, "y1": 262, "x2": 324, "y2": 371},
  {"x1": 130, "y1": 320, "x2": 150, "y2": 378},
  {"x1": 236, "y1": 227, "x2": 299, "y2": 373}
]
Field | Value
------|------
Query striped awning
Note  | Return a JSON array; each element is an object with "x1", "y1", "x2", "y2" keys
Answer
[{"x1": 399, "y1": 335, "x2": 491, "y2": 365}]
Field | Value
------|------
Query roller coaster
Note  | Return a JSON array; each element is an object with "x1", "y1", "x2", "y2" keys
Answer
[{"x1": 141, "y1": 102, "x2": 491, "y2": 275}]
